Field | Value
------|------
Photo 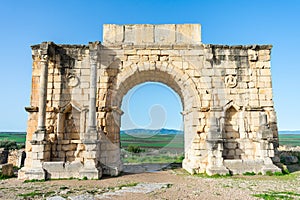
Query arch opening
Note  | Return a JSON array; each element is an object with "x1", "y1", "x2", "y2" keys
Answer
[
  {"x1": 120, "y1": 82, "x2": 184, "y2": 166},
  {"x1": 102, "y1": 67, "x2": 200, "y2": 174}
]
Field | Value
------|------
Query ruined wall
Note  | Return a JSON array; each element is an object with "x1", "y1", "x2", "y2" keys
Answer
[{"x1": 20, "y1": 24, "x2": 280, "y2": 180}]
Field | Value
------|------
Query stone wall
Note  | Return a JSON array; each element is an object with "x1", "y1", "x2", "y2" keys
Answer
[
  {"x1": 7, "y1": 149, "x2": 25, "y2": 168},
  {"x1": 19, "y1": 24, "x2": 280, "y2": 180}
]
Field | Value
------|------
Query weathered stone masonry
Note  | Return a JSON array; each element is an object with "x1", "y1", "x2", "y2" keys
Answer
[{"x1": 19, "y1": 24, "x2": 280, "y2": 180}]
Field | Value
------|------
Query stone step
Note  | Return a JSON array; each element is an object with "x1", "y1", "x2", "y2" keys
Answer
[{"x1": 223, "y1": 159, "x2": 264, "y2": 174}]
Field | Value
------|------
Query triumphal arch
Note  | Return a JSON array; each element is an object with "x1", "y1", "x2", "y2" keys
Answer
[{"x1": 19, "y1": 24, "x2": 281, "y2": 180}]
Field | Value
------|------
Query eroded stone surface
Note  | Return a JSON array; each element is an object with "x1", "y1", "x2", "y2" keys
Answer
[{"x1": 20, "y1": 24, "x2": 280, "y2": 180}]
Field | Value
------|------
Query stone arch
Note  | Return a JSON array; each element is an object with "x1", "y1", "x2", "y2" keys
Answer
[{"x1": 106, "y1": 61, "x2": 200, "y2": 152}]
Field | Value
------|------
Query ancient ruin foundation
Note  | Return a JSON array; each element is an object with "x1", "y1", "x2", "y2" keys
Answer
[{"x1": 19, "y1": 24, "x2": 281, "y2": 180}]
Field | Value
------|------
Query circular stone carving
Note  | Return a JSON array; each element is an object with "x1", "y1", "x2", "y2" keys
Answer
[
  {"x1": 67, "y1": 75, "x2": 80, "y2": 87},
  {"x1": 225, "y1": 75, "x2": 237, "y2": 88}
]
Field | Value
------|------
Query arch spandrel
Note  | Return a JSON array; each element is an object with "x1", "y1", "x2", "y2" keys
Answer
[{"x1": 110, "y1": 61, "x2": 200, "y2": 112}]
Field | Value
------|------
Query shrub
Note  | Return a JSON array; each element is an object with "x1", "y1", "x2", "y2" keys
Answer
[
  {"x1": 0, "y1": 140, "x2": 18, "y2": 150},
  {"x1": 274, "y1": 171, "x2": 284, "y2": 176},
  {"x1": 243, "y1": 172, "x2": 256, "y2": 176},
  {"x1": 266, "y1": 171, "x2": 273, "y2": 176},
  {"x1": 174, "y1": 155, "x2": 184, "y2": 163},
  {"x1": 127, "y1": 145, "x2": 144, "y2": 153},
  {"x1": 282, "y1": 168, "x2": 290, "y2": 175}
]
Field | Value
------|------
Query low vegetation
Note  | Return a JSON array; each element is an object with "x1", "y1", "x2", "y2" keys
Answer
[
  {"x1": 253, "y1": 191, "x2": 300, "y2": 200},
  {"x1": 127, "y1": 145, "x2": 145, "y2": 153},
  {"x1": 123, "y1": 153, "x2": 184, "y2": 164},
  {"x1": 0, "y1": 173, "x2": 14, "y2": 180},
  {"x1": 194, "y1": 172, "x2": 232, "y2": 178},
  {"x1": 117, "y1": 182, "x2": 139, "y2": 189},
  {"x1": 243, "y1": 172, "x2": 256, "y2": 176},
  {"x1": 0, "y1": 140, "x2": 25, "y2": 150},
  {"x1": 18, "y1": 191, "x2": 43, "y2": 198}
]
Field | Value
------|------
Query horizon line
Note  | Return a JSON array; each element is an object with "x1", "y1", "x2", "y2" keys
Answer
[{"x1": 1, "y1": 129, "x2": 300, "y2": 132}]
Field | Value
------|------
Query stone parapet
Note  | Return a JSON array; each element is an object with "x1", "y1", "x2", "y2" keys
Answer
[{"x1": 103, "y1": 24, "x2": 201, "y2": 45}]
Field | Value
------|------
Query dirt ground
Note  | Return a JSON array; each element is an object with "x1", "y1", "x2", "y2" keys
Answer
[{"x1": 1, "y1": 167, "x2": 300, "y2": 200}]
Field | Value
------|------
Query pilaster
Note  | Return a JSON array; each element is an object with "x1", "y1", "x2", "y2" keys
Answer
[
  {"x1": 79, "y1": 41, "x2": 102, "y2": 179},
  {"x1": 206, "y1": 114, "x2": 229, "y2": 175},
  {"x1": 19, "y1": 42, "x2": 51, "y2": 180}
]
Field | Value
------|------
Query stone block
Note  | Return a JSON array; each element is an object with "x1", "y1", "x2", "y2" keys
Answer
[
  {"x1": 56, "y1": 144, "x2": 62, "y2": 151},
  {"x1": 66, "y1": 151, "x2": 75, "y2": 157},
  {"x1": 43, "y1": 161, "x2": 64, "y2": 172},
  {"x1": 0, "y1": 149, "x2": 8, "y2": 164},
  {"x1": 154, "y1": 24, "x2": 176, "y2": 44},
  {"x1": 258, "y1": 50, "x2": 271, "y2": 61},
  {"x1": 224, "y1": 142, "x2": 238, "y2": 149},
  {"x1": 83, "y1": 151, "x2": 97, "y2": 159},
  {"x1": 136, "y1": 25, "x2": 154, "y2": 44},
  {"x1": 176, "y1": 24, "x2": 201, "y2": 44},
  {"x1": 59, "y1": 140, "x2": 71, "y2": 145},
  {"x1": 103, "y1": 24, "x2": 124, "y2": 44},
  {"x1": 58, "y1": 151, "x2": 66, "y2": 158},
  {"x1": 61, "y1": 144, "x2": 77, "y2": 151},
  {"x1": 65, "y1": 161, "x2": 83, "y2": 172},
  {"x1": 1, "y1": 163, "x2": 14, "y2": 176}
]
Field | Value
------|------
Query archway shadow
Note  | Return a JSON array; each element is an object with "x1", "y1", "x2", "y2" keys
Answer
[{"x1": 100, "y1": 162, "x2": 182, "y2": 180}]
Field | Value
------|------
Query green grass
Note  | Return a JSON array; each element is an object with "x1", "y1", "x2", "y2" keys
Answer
[
  {"x1": 18, "y1": 191, "x2": 42, "y2": 198},
  {"x1": 0, "y1": 173, "x2": 14, "y2": 180},
  {"x1": 243, "y1": 172, "x2": 256, "y2": 176},
  {"x1": 253, "y1": 191, "x2": 300, "y2": 200},
  {"x1": 123, "y1": 154, "x2": 184, "y2": 164},
  {"x1": 279, "y1": 134, "x2": 300, "y2": 146},
  {"x1": 194, "y1": 172, "x2": 232, "y2": 178},
  {"x1": 120, "y1": 133, "x2": 184, "y2": 149},
  {"x1": 121, "y1": 133, "x2": 300, "y2": 148},
  {"x1": 1, "y1": 132, "x2": 300, "y2": 148},
  {"x1": 118, "y1": 182, "x2": 139, "y2": 189},
  {"x1": 0, "y1": 132, "x2": 26, "y2": 144},
  {"x1": 24, "y1": 179, "x2": 45, "y2": 183}
]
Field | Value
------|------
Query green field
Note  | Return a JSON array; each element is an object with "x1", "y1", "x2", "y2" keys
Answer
[
  {"x1": 0, "y1": 132, "x2": 26, "y2": 144},
  {"x1": 0, "y1": 131, "x2": 299, "y2": 164},
  {"x1": 121, "y1": 132, "x2": 300, "y2": 149},
  {"x1": 279, "y1": 134, "x2": 300, "y2": 146},
  {"x1": 120, "y1": 133, "x2": 184, "y2": 149},
  {"x1": 0, "y1": 132, "x2": 300, "y2": 147}
]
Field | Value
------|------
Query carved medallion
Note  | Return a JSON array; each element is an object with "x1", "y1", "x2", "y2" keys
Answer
[
  {"x1": 67, "y1": 74, "x2": 80, "y2": 87},
  {"x1": 225, "y1": 75, "x2": 237, "y2": 88}
]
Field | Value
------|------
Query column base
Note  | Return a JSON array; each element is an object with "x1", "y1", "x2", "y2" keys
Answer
[
  {"x1": 79, "y1": 167, "x2": 102, "y2": 180},
  {"x1": 261, "y1": 158, "x2": 281, "y2": 174},
  {"x1": 206, "y1": 165, "x2": 229, "y2": 176},
  {"x1": 18, "y1": 167, "x2": 46, "y2": 180}
]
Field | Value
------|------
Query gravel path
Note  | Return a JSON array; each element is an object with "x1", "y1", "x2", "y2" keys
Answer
[{"x1": 1, "y1": 168, "x2": 300, "y2": 200}]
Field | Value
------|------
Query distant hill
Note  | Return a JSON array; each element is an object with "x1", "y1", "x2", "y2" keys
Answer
[
  {"x1": 279, "y1": 131, "x2": 300, "y2": 134},
  {"x1": 120, "y1": 128, "x2": 183, "y2": 135}
]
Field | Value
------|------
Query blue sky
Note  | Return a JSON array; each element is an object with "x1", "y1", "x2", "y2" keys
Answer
[
  {"x1": 0, "y1": 0, "x2": 299, "y2": 131},
  {"x1": 121, "y1": 83, "x2": 183, "y2": 130}
]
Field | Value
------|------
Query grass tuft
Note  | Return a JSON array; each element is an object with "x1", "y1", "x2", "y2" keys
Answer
[
  {"x1": 118, "y1": 182, "x2": 139, "y2": 189},
  {"x1": 253, "y1": 191, "x2": 300, "y2": 200},
  {"x1": 243, "y1": 172, "x2": 256, "y2": 176},
  {"x1": 194, "y1": 172, "x2": 231, "y2": 178},
  {"x1": 24, "y1": 179, "x2": 45, "y2": 183},
  {"x1": 18, "y1": 191, "x2": 42, "y2": 197}
]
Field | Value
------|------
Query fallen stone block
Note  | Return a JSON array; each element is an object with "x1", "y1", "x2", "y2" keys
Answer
[{"x1": 1, "y1": 163, "x2": 14, "y2": 177}]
